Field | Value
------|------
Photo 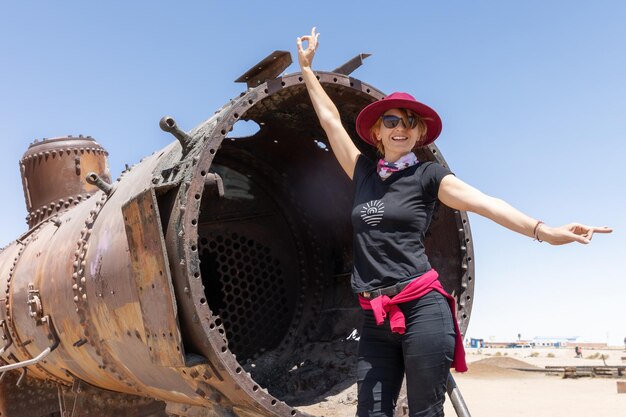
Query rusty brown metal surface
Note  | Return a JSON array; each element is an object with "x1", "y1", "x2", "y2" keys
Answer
[
  {"x1": 235, "y1": 50, "x2": 292, "y2": 88},
  {"x1": 20, "y1": 135, "x2": 110, "y2": 228},
  {"x1": 123, "y1": 188, "x2": 185, "y2": 367},
  {"x1": 332, "y1": 53, "x2": 371, "y2": 75},
  {"x1": 0, "y1": 61, "x2": 474, "y2": 417}
]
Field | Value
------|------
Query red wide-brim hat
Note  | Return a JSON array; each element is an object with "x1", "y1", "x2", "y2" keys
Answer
[{"x1": 355, "y1": 92, "x2": 442, "y2": 146}]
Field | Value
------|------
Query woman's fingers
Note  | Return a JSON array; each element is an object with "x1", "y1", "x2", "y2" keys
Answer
[
  {"x1": 566, "y1": 224, "x2": 592, "y2": 244},
  {"x1": 297, "y1": 28, "x2": 320, "y2": 48},
  {"x1": 297, "y1": 36, "x2": 314, "y2": 51},
  {"x1": 301, "y1": 28, "x2": 319, "y2": 50},
  {"x1": 297, "y1": 38, "x2": 308, "y2": 55},
  {"x1": 544, "y1": 224, "x2": 608, "y2": 245},
  {"x1": 556, "y1": 223, "x2": 612, "y2": 244},
  {"x1": 297, "y1": 28, "x2": 320, "y2": 68},
  {"x1": 586, "y1": 226, "x2": 613, "y2": 241}
]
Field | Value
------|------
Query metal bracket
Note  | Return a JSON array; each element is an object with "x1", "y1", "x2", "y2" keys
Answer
[
  {"x1": 204, "y1": 173, "x2": 224, "y2": 198},
  {"x1": 27, "y1": 284, "x2": 45, "y2": 324},
  {"x1": 332, "y1": 53, "x2": 371, "y2": 76},
  {"x1": 235, "y1": 50, "x2": 292, "y2": 88},
  {"x1": 0, "y1": 320, "x2": 12, "y2": 355}
]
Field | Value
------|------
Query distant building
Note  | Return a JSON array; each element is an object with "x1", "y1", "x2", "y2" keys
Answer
[
  {"x1": 483, "y1": 340, "x2": 532, "y2": 348},
  {"x1": 469, "y1": 338, "x2": 484, "y2": 348},
  {"x1": 531, "y1": 336, "x2": 579, "y2": 347},
  {"x1": 468, "y1": 336, "x2": 609, "y2": 349},
  {"x1": 531, "y1": 336, "x2": 607, "y2": 348}
]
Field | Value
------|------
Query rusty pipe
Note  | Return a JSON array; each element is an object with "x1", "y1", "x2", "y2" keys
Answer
[
  {"x1": 0, "y1": 346, "x2": 54, "y2": 374},
  {"x1": 85, "y1": 172, "x2": 114, "y2": 195},
  {"x1": 160, "y1": 116, "x2": 193, "y2": 154}
]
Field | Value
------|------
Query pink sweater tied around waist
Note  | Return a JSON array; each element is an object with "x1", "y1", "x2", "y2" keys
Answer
[{"x1": 358, "y1": 269, "x2": 468, "y2": 372}]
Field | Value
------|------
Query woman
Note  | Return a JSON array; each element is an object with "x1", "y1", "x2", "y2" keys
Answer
[{"x1": 296, "y1": 28, "x2": 611, "y2": 417}]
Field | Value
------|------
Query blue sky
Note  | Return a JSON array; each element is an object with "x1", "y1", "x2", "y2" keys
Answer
[{"x1": 1, "y1": 1, "x2": 624, "y2": 345}]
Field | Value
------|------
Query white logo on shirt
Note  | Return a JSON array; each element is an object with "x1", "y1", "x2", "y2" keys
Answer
[{"x1": 360, "y1": 200, "x2": 385, "y2": 226}]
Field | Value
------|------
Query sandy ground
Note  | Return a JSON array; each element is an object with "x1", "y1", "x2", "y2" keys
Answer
[{"x1": 298, "y1": 347, "x2": 626, "y2": 417}]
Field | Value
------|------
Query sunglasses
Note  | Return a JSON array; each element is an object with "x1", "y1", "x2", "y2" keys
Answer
[{"x1": 381, "y1": 114, "x2": 419, "y2": 129}]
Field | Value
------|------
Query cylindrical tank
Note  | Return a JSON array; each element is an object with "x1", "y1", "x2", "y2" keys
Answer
[
  {"x1": 0, "y1": 70, "x2": 474, "y2": 417},
  {"x1": 20, "y1": 136, "x2": 111, "y2": 228}
]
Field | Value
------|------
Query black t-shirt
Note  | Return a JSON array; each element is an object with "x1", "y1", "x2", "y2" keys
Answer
[{"x1": 351, "y1": 154, "x2": 453, "y2": 292}]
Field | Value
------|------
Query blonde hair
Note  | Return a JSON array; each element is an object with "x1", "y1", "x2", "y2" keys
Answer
[{"x1": 369, "y1": 109, "x2": 429, "y2": 156}]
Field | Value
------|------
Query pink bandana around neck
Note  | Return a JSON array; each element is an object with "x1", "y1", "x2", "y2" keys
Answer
[{"x1": 377, "y1": 152, "x2": 419, "y2": 179}]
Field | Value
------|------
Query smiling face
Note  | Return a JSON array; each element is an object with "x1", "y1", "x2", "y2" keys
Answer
[{"x1": 373, "y1": 108, "x2": 424, "y2": 162}]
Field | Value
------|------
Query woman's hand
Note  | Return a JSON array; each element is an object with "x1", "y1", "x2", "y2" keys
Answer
[
  {"x1": 294, "y1": 26, "x2": 360, "y2": 179},
  {"x1": 296, "y1": 27, "x2": 320, "y2": 69},
  {"x1": 538, "y1": 223, "x2": 612, "y2": 245}
]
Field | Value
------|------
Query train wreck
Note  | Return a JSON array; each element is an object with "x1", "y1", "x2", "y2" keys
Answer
[{"x1": 0, "y1": 51, "x2": 474, "y2": 417}]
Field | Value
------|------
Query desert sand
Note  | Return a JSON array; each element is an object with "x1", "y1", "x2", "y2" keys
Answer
[{"x1": 298, "y1": 347, "x2": 626, "y2": 417}]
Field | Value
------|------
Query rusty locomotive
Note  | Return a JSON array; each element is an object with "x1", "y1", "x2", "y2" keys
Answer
[{"x1": 0, "y1": 52, "x2": 474, "y2": 417}]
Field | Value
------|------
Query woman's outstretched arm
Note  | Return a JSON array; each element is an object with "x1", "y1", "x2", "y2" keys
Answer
[
  {"x1": 297, "y1": 27, "x2": 361, "y2": 179},
  {"x1": 438, "y1": 174, "x2": 612, "y2": 245}
]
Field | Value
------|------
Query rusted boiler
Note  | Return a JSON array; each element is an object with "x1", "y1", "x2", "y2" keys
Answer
[{"x1": 0, "y1": 52, "x2": 474, "y2": 417}]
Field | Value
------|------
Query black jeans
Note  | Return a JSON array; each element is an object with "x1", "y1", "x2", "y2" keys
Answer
[{"x1": 356, "y1": 291, "x2": 456, "y2": 417}]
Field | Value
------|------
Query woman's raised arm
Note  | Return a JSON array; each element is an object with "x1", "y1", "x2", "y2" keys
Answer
[
  {"x1": 438, "y1": 174, "x2": 612, "y2": 245},
  {"x1": 297, "y1": 27, "x2": 361, "y2": 179}
]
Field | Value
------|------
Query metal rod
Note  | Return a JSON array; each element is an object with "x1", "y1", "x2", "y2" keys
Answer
[
  {"x1": 0, "y1": 321, "x2": 12, "y2": 355},
  {"x1": 0, "y1": 339, "x2": 11, "y2": 355},
  {"x1": 446, "y1": 373, "x2": 471, "y2": 417},
  {"x1": 0, "y1": 345, "x2": 54, "y2": 373},
  {"x1": 16, "y1": 368, "x2": 27, "y2": 386}
]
